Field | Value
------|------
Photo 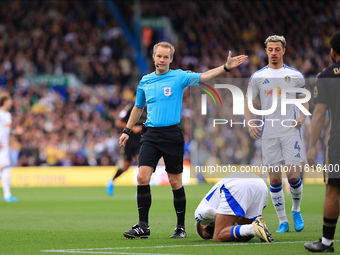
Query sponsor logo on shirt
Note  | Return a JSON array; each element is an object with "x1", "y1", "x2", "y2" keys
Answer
[{"x1": 265, "y1": 87, "x2": 290, "y2": 97}]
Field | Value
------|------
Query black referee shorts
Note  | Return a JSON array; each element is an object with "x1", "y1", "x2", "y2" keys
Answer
[{"x1": 138, "y1": 124, "x2": 184, "y2": 174}]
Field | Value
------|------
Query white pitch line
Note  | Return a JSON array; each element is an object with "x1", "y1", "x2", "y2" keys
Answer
[
  {"x1": 41, "y1": 240, "x2": 340, "y2": 254},
  {"x1": 41, "y1": 251, "x2": 187, "y2": 255}
]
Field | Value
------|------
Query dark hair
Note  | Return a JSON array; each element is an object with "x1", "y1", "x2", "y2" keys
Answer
[
  {"x1": 195, "y1": 222, "x2": 214, "y2": 240},
  {"x1": 330, "y1": 31, "x2": 340, "y2": 55}
]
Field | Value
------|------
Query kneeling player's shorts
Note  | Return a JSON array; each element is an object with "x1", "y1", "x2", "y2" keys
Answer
[
  {"x1": 195, "y1": 177, "x2": 268, "y2": 222},
  {"x1": 138, "y1": 124, "x2": 184, "y2": 174},
  {"x1": 261, "y1": 136, "x2": 302, "y2": 166}
]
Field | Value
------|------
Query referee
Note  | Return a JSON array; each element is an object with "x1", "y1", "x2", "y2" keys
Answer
[
  {"x1": 119, "y1": 42, "x2": 247, "y2": 239},
  {"x1": 304, "y1": 31, "x2": 340, "y2": 252}
]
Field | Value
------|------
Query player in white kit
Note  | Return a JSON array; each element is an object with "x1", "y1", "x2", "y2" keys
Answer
[
  {"x1": 244, "y1": 35, "x2": 308, "y2": 233},
  {"x1": 0, "y1": 92, "x2": 18, "y2": 202},
  {"x1": 194, "y1": 173, "x2": 272, "y2": 242}
]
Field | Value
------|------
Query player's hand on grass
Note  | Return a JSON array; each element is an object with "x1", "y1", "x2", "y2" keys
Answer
[
  {"x1": 248, "y1": 122, "x2": 262, "y2": 140},
  {"x1": 307, "y1": 146, "x2": 317, "y2": 168},
  {"x1": 293, "y1": 115, "x2": 305, "y2": 129},
  {"x1": 225, "y1": 51, "x2": 248, "y2": 70},
  {"x1": 118, "y1": 133, "x2": 129, "y2": 148}
]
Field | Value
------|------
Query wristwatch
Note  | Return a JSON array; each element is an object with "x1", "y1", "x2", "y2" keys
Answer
[
  {"x1": 223, "y1": 64, "x2": 230, "y2": 72},
  {"x1": 123, "y1": 127, "x2": 131, "y2": 135}
]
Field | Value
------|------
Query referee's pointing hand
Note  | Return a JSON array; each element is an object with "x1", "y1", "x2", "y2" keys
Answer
[{"x1": 225, "y1": 51, "x2": 248, "y2": 70}]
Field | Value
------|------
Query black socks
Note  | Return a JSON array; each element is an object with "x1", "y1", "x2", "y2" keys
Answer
[
  {"x1": 173, "y1": 186, "x2": 186, "y2": 229},
  {"x1": 323, "y1": 217, "x2": 338, "y2": 240},
  {"x1": 113, "y1": 169, "x2": 124, "y2": 180},
  {"x1": 137, "y1": 185, "x2": 151, "y2": 227}
]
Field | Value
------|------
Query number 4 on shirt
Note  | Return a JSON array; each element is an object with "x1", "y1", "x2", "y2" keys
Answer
[{"x1": 294, "y1": 141, "x2": 300, "y2": 150}]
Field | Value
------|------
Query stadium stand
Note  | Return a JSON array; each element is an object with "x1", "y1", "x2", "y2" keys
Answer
[{"x1": 0, "y1": 0, "x2": 337, "y2": 166}]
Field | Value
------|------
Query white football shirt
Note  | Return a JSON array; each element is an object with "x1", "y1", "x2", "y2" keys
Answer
[
  {"x1": 0, "y1": 109, "x2": 12, "y2": 149},
  {"x1": 248, "y1": 64, "x2": 305, "y2": 139}
]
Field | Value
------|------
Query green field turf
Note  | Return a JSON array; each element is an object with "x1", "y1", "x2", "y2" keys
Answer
[{"x1": 0, "y1": 183, "x2": 336, "y2": 255}]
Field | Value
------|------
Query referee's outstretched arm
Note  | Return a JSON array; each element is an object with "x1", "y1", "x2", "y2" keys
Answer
[
  {"x1": 199, "y1": 51, "x2": 248, "y2": 83},
  {"x1": 118, "y1": 106, "x2": 144, "y2": 147}
]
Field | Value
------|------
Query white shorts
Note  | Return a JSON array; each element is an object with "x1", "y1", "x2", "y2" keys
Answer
[
  {"x1": 261, "y1": 136, "x2": 303, "y2": 166},
  {"x1": 195, "y1": 178, "x2": 268, "y2": 222},
  {"x1": 0, "y1": 149, "x2": 10, "y2": 169}
]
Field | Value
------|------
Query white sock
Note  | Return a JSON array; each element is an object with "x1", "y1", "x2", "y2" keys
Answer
[
  {"x1": 2, "y1": 167, "x2": 11, "y2": 199},
  {"x1": 270, "y1": 182, "x2": 288, "y2": 224},
  {"x1": 322, "y1": 237, "x2": 333, "y2": 246},
  {"x1": 239, "y1": 224, "x2": 254, "y2": 236},
  {"x1": 289, "y1": 178, "x2": 303, "y2": 211}
]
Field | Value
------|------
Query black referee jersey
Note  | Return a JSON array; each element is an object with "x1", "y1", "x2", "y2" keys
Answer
[{"x1": 314, "y1": 61, "x2": 340, "y2": 163}]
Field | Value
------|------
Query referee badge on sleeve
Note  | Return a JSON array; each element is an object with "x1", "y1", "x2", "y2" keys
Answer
[{"x1": 164, "y1": 87, "x2": 171, "y2": 96}]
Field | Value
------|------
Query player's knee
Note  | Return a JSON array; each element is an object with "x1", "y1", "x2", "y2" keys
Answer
[
  {"x1": 169, "y1": 178, "x2": 182, "y2": 190},
  {"x1": 288, "y1": 177, "x2": 299, "y2": 184},
  {"x1": 270, "y1": 178, "x2": 282, "y2": 185},
  {"x1": 137, "y1": 172, "x2": 150, "y2": 185}
]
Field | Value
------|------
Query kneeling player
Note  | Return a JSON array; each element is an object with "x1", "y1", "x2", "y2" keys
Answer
[{"x1": 195, "y1": 172, "x2": 273, "y2": 243}]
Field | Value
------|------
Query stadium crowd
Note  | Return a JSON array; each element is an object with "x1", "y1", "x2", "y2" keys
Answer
[
  {"x1": 8, "y1": 84, "x2": 133, "y2": 166},
  {"x1": 0, "y1": 1, "x2": 138, "y2": 88},
  {"x1": 0, "y1": 0, "x2": 336, "y2": 166}
]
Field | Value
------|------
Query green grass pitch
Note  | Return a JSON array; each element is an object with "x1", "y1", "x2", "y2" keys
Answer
[{"x1": 0, "y1": 183, "x2": 336, "y2": 255}]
